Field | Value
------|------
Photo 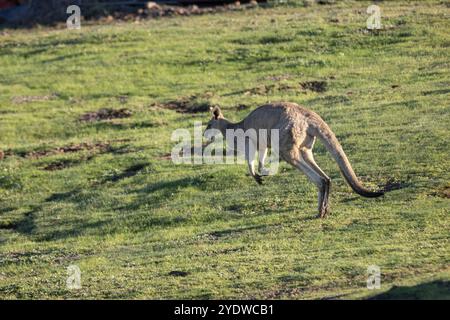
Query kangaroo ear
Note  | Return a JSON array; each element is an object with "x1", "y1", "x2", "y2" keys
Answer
[{"x1": 210, "y1": 106, "x2": 223, "y2": 119}]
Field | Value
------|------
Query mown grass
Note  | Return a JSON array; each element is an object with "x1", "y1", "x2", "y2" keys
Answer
[{"x1": 0, "y1": 1, "x2": 449, "y2": 299}]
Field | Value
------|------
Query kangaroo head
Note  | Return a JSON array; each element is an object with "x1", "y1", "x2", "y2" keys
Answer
[{"x1": 204, "y1": 106, "x2": 228, "y2": 142}]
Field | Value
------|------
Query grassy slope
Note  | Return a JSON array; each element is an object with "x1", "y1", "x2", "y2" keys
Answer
[{"x1": 0, "y1": 1, "x2": 449, "y2": 299}]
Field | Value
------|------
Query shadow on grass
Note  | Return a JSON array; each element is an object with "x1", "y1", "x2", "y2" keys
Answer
[
  {"x1": 37, "y1": 220, "x2": 109, "y2": 242},
  {"x1": 368, "y1": 280, "x2": 449, "y2": 300},
  {"x1": 115, "y1": 176, "x2": 206, "y2": 212},
  {"x1": 205, "y1": 224, "x2": 267, "y2": 240},
  {"x1": 90, "y1": 121, "x2": 159, "y2": 131},
  {"x1": 9, "y1": 204, "x2": 110, "y2": 242},
  {"x1": 31, "y1": 176, "x2": 208, "y2": 240},
  {"x1": 103, "y1": 162, "x2": 149, "y2": 183},
  {"x1": 20, "y1": 169, "x2": 305, "y2": 241}
]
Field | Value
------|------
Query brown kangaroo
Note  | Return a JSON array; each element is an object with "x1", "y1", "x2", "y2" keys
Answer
[{"x1": 204, "y1": 102, "x2": 384, "y2": 218}]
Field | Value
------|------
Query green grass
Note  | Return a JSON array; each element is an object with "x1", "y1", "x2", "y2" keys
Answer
[{"x1": 0, "y1": 0, "x2": 449, "y2": 299}]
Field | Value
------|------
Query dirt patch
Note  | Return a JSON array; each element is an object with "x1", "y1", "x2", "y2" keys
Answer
[
  {"x1": 0, "y1": 150, "x2": 4, "y2": 160},
  {"x1": 263, "y1": 287, "x2": 306, "y2": 299},
  {"x1": 235, "y1": 81, "x2": 327, "y2": 96},
  {"x1": 1, "y1": 0, "x2": 262, "y2": 27},
  {"x1": 53, "y1": 253, "x2": 83, "y2": 265},
  {"x1": 430, "y1": 187, "x2": 450, "y2": 199},
  {"x1": 79, "y1": 108, "x2": 132, "y2": 122},
  {"x1": 42, "y1": 158, "x2": 90, "y2": 171},
  {"x1": 243, "y1": 84, "x2": 298, "y2": 95},
  {"x1": 151, "y1": 95, "x2": 215, "y2": 114},
  {"x1": 329, "y1": 17, "x2": 340, "y2": 23},
  {"x1": 26, "y1": 142, "x2": 111, "y2": 159},
  {"x1": 11, "y1": 93, "x2": 58, "y2": 104},
  {"x1": 261, "y1": 74, "x2": 294, "y2": 81},
  {"x1": 243, "y1": 85, "x2": 274, "y2": 95},
  {"x1": 300, "y1": 81, "x2": 328, "y2": 93},
  {"x1": 3, "y1": 141, "x2": 132, "y2": 160},
  {"x1": 440, "y1": 188, "x2": 450, "y2": 198},
  {"x1": 98, "y1": 1, "x2": 260, "y2": 23}
]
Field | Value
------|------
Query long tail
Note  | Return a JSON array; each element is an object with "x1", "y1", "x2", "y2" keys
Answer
[{"x1": 312, "y1": 122, "x2": 384, "y2": 198}]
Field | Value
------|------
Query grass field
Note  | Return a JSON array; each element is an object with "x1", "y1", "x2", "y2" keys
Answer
[{"x1": 0, "y1": 0, "x2": 449, "y2": 299}]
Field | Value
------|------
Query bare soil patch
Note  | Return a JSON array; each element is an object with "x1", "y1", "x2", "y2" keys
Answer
[
  {"x1": 99, "y1": 1, "x2": 260, "y2": 23},
  {"x1": 26, "y1": 142, "x2": 111, "y2": 159},
  {"x1": 0, "y1": 0, "x2": 262, "y2": 27},
  {"x1": 234, "y1": 81, "x2": 328, "y2": 96},
  {"x1": 440, "y1": 188, "x2": 450, "y2": 198},
  {"x1": 300, "y1": 81, "x2": 328, "y2": 93},
  {"x1": 429, "y1": 187, "x2": 450, "y2": 199},
  {"x1": 79, "y1": 108, "x2": 132, "y2": 122},
  {"x1": 151, "y1": 95, "x2": 215, "y2": 114},
  {"x1": 261, "y1": 74, "x2": 294, "y2": 81},
  {"x1": 42, "y1": 158, "x2": 93, "y2": 171},
  {"x1": 243, "y1": 83, "x2": 297, "y2": 95},
  {"x1": 3, "y1": 140, "x2": 132, "y2": 160}
]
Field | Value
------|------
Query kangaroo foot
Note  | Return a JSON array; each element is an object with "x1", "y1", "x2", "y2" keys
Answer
[
  {"x1": 253, "y1": 174, "x2": 263, "y2": 185},
  {"x1": 317, "y1": 204, "x2": 330, "y2": 218}
]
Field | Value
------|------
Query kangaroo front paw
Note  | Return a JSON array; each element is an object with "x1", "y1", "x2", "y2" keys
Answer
[{"x1": 254, "y1": 174, "x2": 263, "y2": 185}]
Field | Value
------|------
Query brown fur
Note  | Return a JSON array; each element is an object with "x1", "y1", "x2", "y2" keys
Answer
[{"x1": 206, "y1": 102, "x2": 384, "y2": 218}]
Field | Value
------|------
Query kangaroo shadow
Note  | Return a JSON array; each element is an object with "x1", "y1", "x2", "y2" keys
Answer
[{"x1": 368, "y1": 280, "x2": 449, "y2": 300}]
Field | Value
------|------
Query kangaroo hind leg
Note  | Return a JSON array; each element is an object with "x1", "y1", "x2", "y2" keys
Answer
[
  {"x1": 283, "y1": 149, "x2": 330, "y2": 218},
  {"x1": 300, "y1": 147, "x2": 331, "y2": 218}
]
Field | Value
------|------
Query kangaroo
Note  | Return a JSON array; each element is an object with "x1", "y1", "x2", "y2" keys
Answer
[{"x1": 204, "y1": 102, "x2": 384, "y2": 218}]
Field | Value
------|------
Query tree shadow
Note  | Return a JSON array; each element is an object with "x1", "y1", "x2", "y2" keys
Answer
[
  {"x1": 38, "y1": 175, "x2": 208, "y2": 239},
  {"x1": 115, "y1": 176, "x2": 206, "y2": 212},
  {"x1": 7, "y1": 202, "x2": 110, "y2": 242},
  {"x1": 36, "y1": 220, "x2": 109, "y2": 242},
  {"x1": 368, "y1": 280, "x2": 449, "y2": 300},
  {"x1": 203, "y1": 224, "x2": 268, "y2": 240},
  {"x1": 103, "y1": 162, "x2": 149, "y2": 183}
]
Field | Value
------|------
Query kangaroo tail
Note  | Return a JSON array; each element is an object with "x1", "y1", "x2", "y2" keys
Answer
[{"x1": 312, "y1": 122, "x2": 384, "y2": 198}]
